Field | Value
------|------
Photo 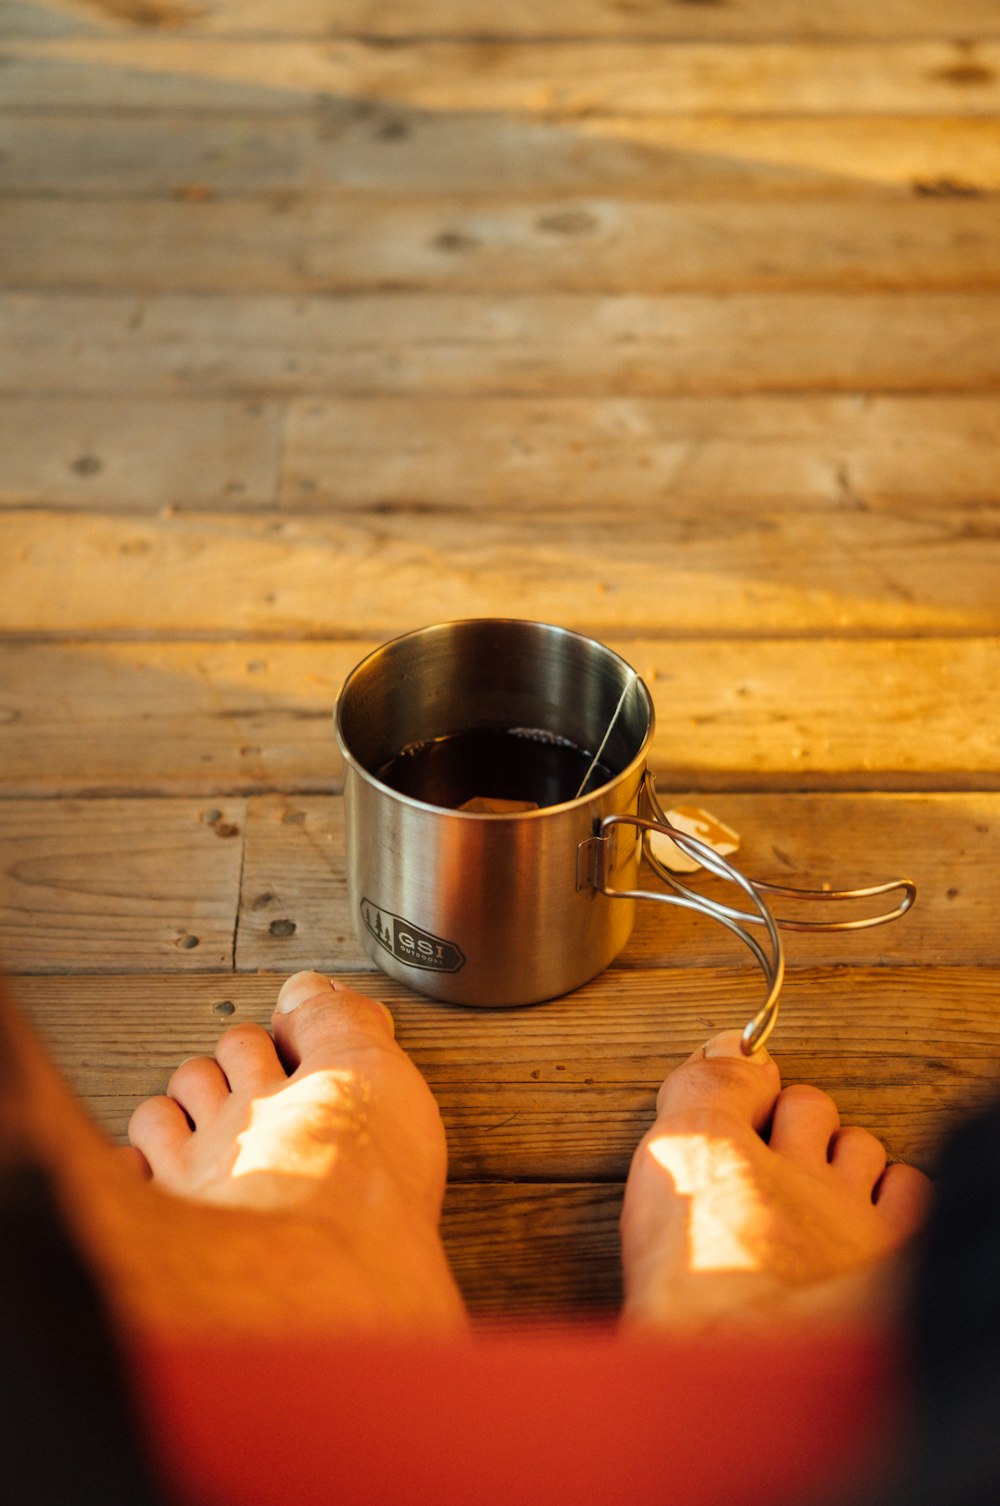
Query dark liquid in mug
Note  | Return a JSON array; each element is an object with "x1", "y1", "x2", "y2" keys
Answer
[{"x1": 375, "y1": 726, "x2": 613, "y2": 810}]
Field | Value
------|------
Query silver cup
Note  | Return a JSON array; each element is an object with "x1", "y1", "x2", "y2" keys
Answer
[{"x1": 336, "y1": 619, "x2": 653, "y2": 1008}]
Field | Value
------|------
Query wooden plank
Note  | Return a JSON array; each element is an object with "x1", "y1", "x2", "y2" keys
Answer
[
  {"x1": 5, "y1": 114, "x2": 999, "y2": 197},
  {"x1": 0, "y1": 798, "x2": 245, "y2": 971},
  {"x1": 13, "y1": 967, "x2": 1000, "y2": 1170},
  {"x1": 6, "y1": 291, "x2": 1000, "y2": 398},
  {"x1": 441, "y1": 1183, "x2": 623, "y2": 1319},
  {"x1": 0, "y1": 397, "x2": 282, "y2": 508},
  {"x1": 3, "y1": 638, "x2": 998, "y2": 796},
  {"x1": 10, "y1": 394, "x2": 1000, "y2": 515},
  {"x1": 236, "y1": 795, "x2": 356, "y2": 969},
  {"x1": 4, "y1": 38, "x2": 1000, "y2": 115},
  {"x1": 0, "y1": 640, "x2": 352, "y2": 797},
  {"x1": 234, "y1": 792, "x2": 999, "y2": 975},
  {"x1": 280, "y1": 394, "x2": 1000, "y2": 512},
  {"x1": 16, "y1": 0, "x2": 1000, "y2": 42},
  {"x1": 0, "y1": 114, "x2": 320, "y2": 196},
  {"x1": 7, "y1": 196, "x2": 1000, "y2": 294},
  {"x1": 2, "y1": 508, "x2": 1000, "y2": 638}
]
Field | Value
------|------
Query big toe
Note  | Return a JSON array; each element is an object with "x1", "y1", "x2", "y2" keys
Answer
[
  {"x1": 655, "y1": 1029, "x2": 782, "y2": 1136},
  {"x1": 271, "y1": 971, "x2": 399, "y2": 1072},
  {"x1": 272, "y1": 971, "x2": 448, "y2": 1221}
]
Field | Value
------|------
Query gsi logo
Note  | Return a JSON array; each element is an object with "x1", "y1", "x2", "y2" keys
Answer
[{"x1": 361, "y1": 900, "x2": 465, "y2": 974}]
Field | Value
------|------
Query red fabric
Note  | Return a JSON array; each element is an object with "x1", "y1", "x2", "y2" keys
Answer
[{"x1": 128, "y1": 1323, "x2": 899, "y2": 1506}]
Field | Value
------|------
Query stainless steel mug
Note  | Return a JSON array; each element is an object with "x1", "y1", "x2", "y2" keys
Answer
[{"x1": 335, "y1": 619, "x2": 914, "y2": 1052}]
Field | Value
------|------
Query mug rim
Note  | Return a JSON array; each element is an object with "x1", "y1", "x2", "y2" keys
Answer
[{"x1": 334, "y1": 617, "x2": 655, "y2": 820}]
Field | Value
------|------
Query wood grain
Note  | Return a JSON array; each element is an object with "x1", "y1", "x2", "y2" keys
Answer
[
  {"x1": 234, "y1": 792, "x2": 999, "y2": 975},
  {"x1": 0, "y1": 798, "x2": 245, "y2": 970},
  {"x1": 0, "y1": 790, "x2": 993, "y2": 974},
  {"x1": 3, "y1": 508, "x2": 1000, "y2": 638},
  {"x1": 441, "y1": 1183, "x2": 623, "y2": 1318},
  {"x1": 6, "y1": 114, "x2": 998, "y2": 197},
  {"x1": 0, "y1": 397, "x2": 282, "y2": 508},
  {"x1": 279, "y1": 394, "x2": 1000, "y2": 512},
  {"x1": 5, "y1": 37, "x2": 1000, "y2": 115},
  {"x1": 5, "y1": 395, "x2": 1000, "y2": 513},
  {"x1": 6, "y1": 291, "x2": 1000, "y2": 397},
  {"x1": 16, "y1": 0, "x2": 1000, "y2": 41},
  {"x1": 3, "y1": 639, "x2": 998, "y2": 796},
  {"x1": 7, "y1": 196, "x2": 999, "y2": 293}
]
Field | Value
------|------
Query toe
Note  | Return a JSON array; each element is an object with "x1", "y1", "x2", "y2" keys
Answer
[
  {"x1": 128, "y1": 1093, "x2": 193, "y2": 1172},
  {"x1": 215, "y1": 1021, "x2": 287, "y2": 1093},
  {"x1": 829, "y1": 1124, "x2": 888, "y2": 1194},
  {"x1": 874, "y1": 1160, "x2": 933, "y2": 1238},
  {"x1": 166, "y1": 1055, "x2": 230, "y2": 1124},
  {"x1": 271, "y1": 971, "x2": 397, "y2": 1073},
  {"x1": 768, "y1": 1083, "x2": 841, "y2": 1168},
  {"x1": 654, "y1": 1029, "x2": 781, "y2": 1136}
]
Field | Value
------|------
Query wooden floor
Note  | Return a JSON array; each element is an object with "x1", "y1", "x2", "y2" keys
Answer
[{"x1": 2, "y1": 0, "x2": 1000, "y2": 1322}]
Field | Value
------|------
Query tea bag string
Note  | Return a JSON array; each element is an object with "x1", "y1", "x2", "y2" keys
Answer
[{"x1": 574, "y1": 671, "x2": 636, "y2": 800}]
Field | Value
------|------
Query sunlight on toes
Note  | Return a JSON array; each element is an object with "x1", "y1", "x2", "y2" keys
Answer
[
  {"x1": 232, "y1": 1069, "x2": 370, "y2": 1182},
  {"x1": 647, "y1": 1131, "x2": 762, "y2": 1276}
]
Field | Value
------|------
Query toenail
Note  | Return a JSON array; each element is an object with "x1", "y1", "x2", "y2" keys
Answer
[
  {"x1": 276, "y1": 970, "x2": 336, "y2": 1013},
  {"x1": 702, "y1": 1030, "x2": 772, "y2": 1066}
]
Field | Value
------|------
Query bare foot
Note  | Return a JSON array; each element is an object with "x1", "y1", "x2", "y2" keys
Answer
[
  {"x1": 1, "y1": 973, "x2": 465, "y2": 1338},
  {"x1": 125, "y1": 971, "x2": 466, "y2": 1333},
  {"x1": 130, "y1": 973, "x2": 445, "y2": 1219},
  {"x1": 620, "y1": 1031, "x2": 932, "y2": 1333}
]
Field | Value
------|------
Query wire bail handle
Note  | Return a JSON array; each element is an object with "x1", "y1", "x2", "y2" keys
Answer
[{"x1": 590, "y1": 774, "x2": 916, "y2": 1056}]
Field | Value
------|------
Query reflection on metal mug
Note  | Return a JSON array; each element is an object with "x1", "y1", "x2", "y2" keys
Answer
[{"x1": 335, "y1": 619, "x2": 914, "y2": 1053}]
